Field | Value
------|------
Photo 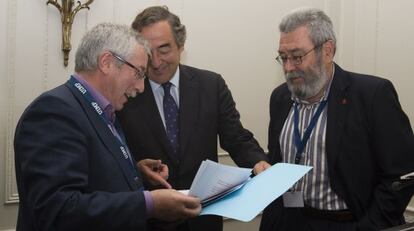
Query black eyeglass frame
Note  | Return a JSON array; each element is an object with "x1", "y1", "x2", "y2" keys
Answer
[
  {"x1": 275, "y1": 43, "x2": 325, "y2": 66},
  {"x1": 109, "y1": 51, "x2": 147, "y2": 80}
]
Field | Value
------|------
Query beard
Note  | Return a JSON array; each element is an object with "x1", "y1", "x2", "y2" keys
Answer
[{"x1": 285, "y1": 57, "x2": 329, "y2": 100}]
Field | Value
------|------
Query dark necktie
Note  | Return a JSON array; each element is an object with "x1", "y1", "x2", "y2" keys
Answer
[{"x1": 162, "y1": 82, "x2": 180, "y2": 156}]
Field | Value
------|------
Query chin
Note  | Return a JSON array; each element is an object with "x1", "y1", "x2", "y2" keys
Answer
[
  {"x1": 115, "y1": 105, "x2": 124, "y2": 111},
  {"x1": 114, "y1": 101, "x2": 124, "y2": 111},
  {"x1": 149, "y1": 72, "x2": 173, "y2": 83}
]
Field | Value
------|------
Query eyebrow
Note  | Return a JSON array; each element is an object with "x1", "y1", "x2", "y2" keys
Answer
[
  {"x1": 158, "y1": 43, "x2": 171, "y2": 49},
  {"x1": 278, "y1": 48, "x2": 303, "y2": 55}
]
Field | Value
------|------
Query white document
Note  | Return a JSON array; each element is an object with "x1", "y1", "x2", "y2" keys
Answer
[
  {"x1": 401, "y1": 171, "x2": 414, "y2": 180},
  {"x1": 188, "y1": 159, "x2": 252, "y2": 205}
]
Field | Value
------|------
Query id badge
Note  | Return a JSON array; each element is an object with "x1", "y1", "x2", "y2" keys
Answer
[{"x1": 283, "y1": 191, "x2": 304, "y2": 207}]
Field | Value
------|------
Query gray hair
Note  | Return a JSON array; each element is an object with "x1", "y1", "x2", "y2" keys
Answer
[
  {"x1": 131, "y1": 6, "x2": 186, "y2": 48},
  {"x1": 75, "y1": 22, "x2": 151, "y2": 72},
  {"x1": 279, "y1": 8, "x2": 336, "y2": 53}
]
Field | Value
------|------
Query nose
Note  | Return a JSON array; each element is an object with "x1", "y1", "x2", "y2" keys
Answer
[
  {"x1": 283, "y1": 59, "x2": 297, "y2": 73},
  {"x1": 135, "y1": 78, "x2": 145, "y2": 93},
  {"x1": 150, "y1": 51, "x2": 162, "y2": 69}
]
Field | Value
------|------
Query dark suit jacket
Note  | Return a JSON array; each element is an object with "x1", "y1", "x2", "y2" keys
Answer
[
  {"x1": 260, "y1": 63, "x2": 414, "y2": 231},
  {"x1": 14, "y1": 80, "x2": 148, "y2": 231},
  {"x1": 117, "y1": 64, "x2": 268, "y2": 231}
]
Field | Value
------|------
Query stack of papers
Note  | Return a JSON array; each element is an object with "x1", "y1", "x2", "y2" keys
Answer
[
  {"x1": 188, "y1": 160, "x2": 252, "y2": 206},
  {"x1": 401, "y1": 171, "x2": 414, "y2": 180},
  {"x1": 186, "y1": 160, "x2": 312, "y2": 222}
]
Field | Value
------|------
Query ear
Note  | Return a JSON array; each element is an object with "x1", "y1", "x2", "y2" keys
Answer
[
  {"x1": 97, "y1": 51, "x2": 114, "y2": 75},
  {"x1": 178, "y1": 45, "x2": 184, "y2": 53},
  {"x1": 323, "y1": 40, "x2": 335, "y2": 59}
]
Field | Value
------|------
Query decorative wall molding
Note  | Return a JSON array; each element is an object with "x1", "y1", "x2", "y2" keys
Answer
[
  {"x1": 5, "y1": 0, "x2": 19, "y2": 204},
  {"x1": 42, "y1": 5, "x2": 50, "y2": 92}
]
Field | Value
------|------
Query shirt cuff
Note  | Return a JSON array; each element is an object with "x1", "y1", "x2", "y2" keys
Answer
[{"x1": 143, "y1": 190, "x2": 154, "y2": 218}]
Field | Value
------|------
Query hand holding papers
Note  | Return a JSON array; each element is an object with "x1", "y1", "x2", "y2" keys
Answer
[
  {"x1": 188, "y1": 160, "x2": 312, "y2": 222},
  {"x1": 188, "y1": 160, "x2": 252, "y2": 206}
]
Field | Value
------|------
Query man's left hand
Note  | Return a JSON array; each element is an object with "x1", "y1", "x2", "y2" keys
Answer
[{"x1": 138, "y1": 159, "x2": 172, "y2": 189}]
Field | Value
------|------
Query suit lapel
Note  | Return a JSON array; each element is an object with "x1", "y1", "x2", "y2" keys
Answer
[
  {"x1": 178, "y1": 65, "x2": 199, "y2": 160},
  {"x1": 272, "y1": 87, "x2": 294, "y2": 163},
  {"x1": 65, "y1": 81, "x2": 140, "y2": 191},
  {"x1": 326, "y1": 64, "x2": 351, "y2": 171},
  {"x1": 276, "y1": 89, "x2": 294, "y2": 135}
]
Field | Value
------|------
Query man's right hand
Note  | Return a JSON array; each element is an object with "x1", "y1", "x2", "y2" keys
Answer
[{"x1": 150, "y1": 189, "x2": 201, "y2": 221}]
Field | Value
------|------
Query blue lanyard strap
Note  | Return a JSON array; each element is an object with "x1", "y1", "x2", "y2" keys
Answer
[
  {"x1": 68, "y1": 76, "x2": 138, "y2": 177},
  {"x1": 293, "y1": 100, "x2": 327, "y2": 164}
]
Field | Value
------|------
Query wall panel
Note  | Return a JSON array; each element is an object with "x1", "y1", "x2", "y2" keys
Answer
[{"x1": 376, "y1": 0, "x2": 414, "y2": 123}]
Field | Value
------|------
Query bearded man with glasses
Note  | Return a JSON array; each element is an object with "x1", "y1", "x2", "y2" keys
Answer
[{"x1": 260, "y1": 7, "x2": 414, "y2": 231}]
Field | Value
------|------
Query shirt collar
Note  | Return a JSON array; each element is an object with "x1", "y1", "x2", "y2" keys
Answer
[
  {"x1": 72, "y1": 74, "x2": 115, "y2": 123},
  {"x1": 149, "y1": 66, "x2": 180, "y2": 90}
]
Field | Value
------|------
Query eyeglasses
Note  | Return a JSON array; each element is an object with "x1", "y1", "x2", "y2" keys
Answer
[
  {"x1": 109, "y1": 51, "x2": 146, "y2": 80},
  {"x1": 275, "y1": 43, "x2": 324, "y2": 66}
]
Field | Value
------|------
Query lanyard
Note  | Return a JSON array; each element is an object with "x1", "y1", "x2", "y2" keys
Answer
[
  {"x1": 68, "y1": 76, "x2": 139, "y2": 178},
  {"x1": 293, "y1": 100, "x2": 327, "y2": 164}
]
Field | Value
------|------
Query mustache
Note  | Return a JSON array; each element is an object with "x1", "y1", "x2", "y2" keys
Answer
[
  {"x1": 125, "y1": 91, "x2": 137, "y2": 98},
  {"x1": 285, "y1": 71, "x2": 306, "y2": 80}
]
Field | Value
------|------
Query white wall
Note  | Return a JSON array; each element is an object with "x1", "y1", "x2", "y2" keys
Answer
[{"x1": 1, "y1": 0, "x2": 414, "y2": 230}]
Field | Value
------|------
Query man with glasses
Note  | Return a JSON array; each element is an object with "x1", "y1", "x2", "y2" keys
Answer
[
  {"x1": 110, "y1": 51, "x2": 148, "y2": 81},
  {"x1": 14, "y1": 23, "x2": 201, "y2": 231},
  {"x1": 117, "y1": 6, "x2": 270, "y2": 231},
  {"x1": 260, "y1": 8, "x2": 414, "y2": 231}
]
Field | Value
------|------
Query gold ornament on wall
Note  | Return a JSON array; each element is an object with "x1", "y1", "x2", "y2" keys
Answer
[{"x1": 46, "y1": 0, "x2": 94, "y2": 67}]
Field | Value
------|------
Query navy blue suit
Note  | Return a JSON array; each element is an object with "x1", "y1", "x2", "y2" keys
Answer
[
  {"x1": 118, "y1": 64, "x2": 268, "y2": 231},
  {"x1": 260, "y1": 64, "x2": 414, "y2": 231},
  {"x1": 14, "y1": 80, "x2": 147, "y2": 231}
]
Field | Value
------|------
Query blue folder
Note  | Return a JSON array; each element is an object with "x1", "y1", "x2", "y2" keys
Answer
[{"x1": 200, "y1": 163, "x2": 312, "y2": 222}]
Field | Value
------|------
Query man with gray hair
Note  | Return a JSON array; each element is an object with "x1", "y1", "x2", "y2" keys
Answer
[
  {"x1": 14, "y1": 22, "x2": 201, "y2": 231},
  {"x1": 260, "y1": 8, "x2": 414, "y2": 231}
]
